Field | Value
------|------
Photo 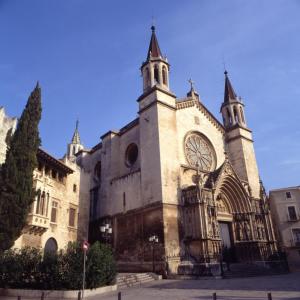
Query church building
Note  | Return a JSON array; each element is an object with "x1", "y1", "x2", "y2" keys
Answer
[{"x1": 78, "y1": 26, "x2": 277, "y2": 275}]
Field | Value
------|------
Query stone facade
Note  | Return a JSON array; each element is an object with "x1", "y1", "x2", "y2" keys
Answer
[
  {"x1": 13, "y1": 147, "x2": 90, "y2": 252},
  {"x1": 80, "y1": 27, "x2": 277, "y2": 275},
  {"x1": 0, "y1": 107, "x2": 17, "y2": 164},
  {"x1": 269, "y1": 187, "x2": 300, "y2": 271}
]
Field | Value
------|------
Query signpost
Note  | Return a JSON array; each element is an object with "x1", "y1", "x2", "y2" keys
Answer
[{"x1": 82, "y1": 240, "x2": 89, "y2": 300}]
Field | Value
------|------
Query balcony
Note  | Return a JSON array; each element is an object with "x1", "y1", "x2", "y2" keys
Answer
[{"x1": 24, "y1": 213, "x2": 50, "y2": 235}]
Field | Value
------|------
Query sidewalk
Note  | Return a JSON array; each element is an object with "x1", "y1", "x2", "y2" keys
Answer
[{"x1": 87, "y1": 272, "x2": 300, "y2": 300}]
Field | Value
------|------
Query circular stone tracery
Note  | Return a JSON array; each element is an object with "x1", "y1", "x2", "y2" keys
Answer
[
  {"x1": 184, "y1": 133, "x2": 216, "y2": 171},
  {"x1": 125, "y1": 143, "x2": 138, "y2": 167}
]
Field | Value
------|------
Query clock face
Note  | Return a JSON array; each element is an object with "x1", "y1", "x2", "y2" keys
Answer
[{"x1": 184, "y1": 133, "x2": 216, "y2": 171}]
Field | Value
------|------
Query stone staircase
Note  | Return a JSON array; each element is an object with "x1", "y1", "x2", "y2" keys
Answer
[
  {"x1": 223, "y1": 262, "x2": 288, "y2": 279},
  {"x1": 116, "y1": 273, "x2": 160, "y2": 289}
]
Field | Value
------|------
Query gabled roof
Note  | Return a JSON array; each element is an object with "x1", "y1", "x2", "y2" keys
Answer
[
  {"x1": 147, "y1": 26, "x2": 162, "y2": 60},
  {"x1": 37, "y1": 148, "x2": 74, "y2": 174},
  {"x1": 176, "y1": 98, "x2": 225, "y2": 133}
]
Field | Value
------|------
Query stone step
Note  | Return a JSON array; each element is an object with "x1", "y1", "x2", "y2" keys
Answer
[{"x1": 116, "y1": 272, "x2": 157, "y2": 289}]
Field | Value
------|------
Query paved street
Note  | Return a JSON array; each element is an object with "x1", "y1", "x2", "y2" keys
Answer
[{"x1": 88, "y1": 272, "x2": 300, "y2": 300}]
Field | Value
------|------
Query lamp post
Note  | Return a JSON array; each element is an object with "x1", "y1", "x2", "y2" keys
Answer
[
  {"x1": 100, "y1": 223, "x2": 112, "y2": 244},
  {"x1": 82, "y1": 240, "x2": 89, "y2": 300},
  {"x1": 149, "y1": 234, "x2": 159, "y2": 273}
]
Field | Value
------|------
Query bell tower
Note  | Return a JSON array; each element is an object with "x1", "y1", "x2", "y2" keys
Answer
[
  {"x1": 221, "y1": 71, "x2": 261, "y2": 198},
  {"x1": 221, "y1": 71, "x2": 247, "y2": 128},
  {"x1": 141, "y1": 25, "x2": 170, "y2": 93},
  {"x1": 67, "y1": 120, "x2": 84, "y2": 161}
]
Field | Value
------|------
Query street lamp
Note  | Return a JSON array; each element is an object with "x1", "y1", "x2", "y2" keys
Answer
[
  {"x1": 149, "y1": 234, "x2": 159, "y2": 273},
  {"x1": 100, "y1": 223, "x2": 112, "y2": 244}
]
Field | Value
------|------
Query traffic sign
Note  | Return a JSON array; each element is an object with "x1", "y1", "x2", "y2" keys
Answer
[{"x1": 82, "y1": 240, "x2": 89, "y2": 251}]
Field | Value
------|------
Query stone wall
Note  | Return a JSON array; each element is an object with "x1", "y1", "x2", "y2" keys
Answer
[
  {"x1": 14, "y1": 156, "x2": 90, "y2": 251},
  {"x1": 0, "y1": 107, "x2": 17, "y2": 164}
]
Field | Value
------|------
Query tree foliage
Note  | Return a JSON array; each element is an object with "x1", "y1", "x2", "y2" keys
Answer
[
  {"x1": 86, "y1": 241, "x2": 116, "y2": 288},
  {"x1": 0, "y1": 83, "x2": 42, "y2": 251},
  {"x1": 0, "y1": 242, "x2": 116, "y2": 290}
]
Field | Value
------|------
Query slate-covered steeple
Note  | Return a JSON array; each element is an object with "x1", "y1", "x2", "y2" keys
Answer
[
  {"x1": 221, "y1": 71, "x2": 247, "y2": 129},
  {"x1": 224, "y1": 71, "x2": 237, "y2": 103},
  {"x1": 147, "y1": 25, "x2": 163, "y2": 60},
  {"x1": 141, "y1": 26, "x2": 170, "y2": 93},
  {"x1": 67, "y1": 120, "x2": 84, "y2": 161},
  {"x1": 71, "y1": 120, "x2": 81, "y2": 144}
]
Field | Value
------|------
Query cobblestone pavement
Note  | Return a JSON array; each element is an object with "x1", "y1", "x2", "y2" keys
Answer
[{"x1": 88, "y1": 272, "x2": 300, "y2": 300}]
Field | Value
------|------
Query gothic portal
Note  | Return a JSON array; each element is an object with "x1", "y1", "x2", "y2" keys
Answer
[{"x1": 78, "y1": 26, "x2": 277, "y2": 275}]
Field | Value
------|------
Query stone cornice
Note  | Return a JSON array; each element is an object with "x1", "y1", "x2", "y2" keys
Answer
[
  {"x1": 137, "y1": 85, "x2": 176, "y2": 103},
  {"x1": 138, "y1": 99, "x2": 176, "y2": 114},
  {"x1": 225, "y1": 134, "x2": 253, "y2": 143},
  {"x1": 226, "y1": 123, "x2": 252, "y2": 133}
]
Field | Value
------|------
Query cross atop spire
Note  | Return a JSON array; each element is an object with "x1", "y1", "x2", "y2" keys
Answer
[
  {"x1": 147, "y1": 25, "x2": 162, "y2": 60},
  {"x1": 71, "y1": 119, "x2": 81, "y2": 144},
  {"x1": 224, "y1": 70, "x2": 237, "y2": 103},
  {"x1": 187, "y1": 78, "x2": 199, "y2": 99}
]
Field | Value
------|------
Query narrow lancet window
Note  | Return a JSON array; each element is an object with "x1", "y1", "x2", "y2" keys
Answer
[
  {"x1": 162, "y1": 66, "x2": 167, "y2": 85},
  {"x1": 154, "y1": 65, "x2": 159, "y2": 84}
]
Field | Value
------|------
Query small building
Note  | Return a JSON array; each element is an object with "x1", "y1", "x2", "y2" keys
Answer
[
  {"x1": 269, "y1": 186, "x2": 300, "y2": 271},
  {"x1": 0, "y1": 107, "x2": 17, "y2": 164},
  {"x1": 11, "y1": 122, "x2": 90, "y2": 253}
]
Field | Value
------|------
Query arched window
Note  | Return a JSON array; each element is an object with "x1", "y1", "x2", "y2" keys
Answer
[
  {"x1": 233, "y1": 106, "x2": 239, "y2": 123},
  {"x1": 162, "y1": 66, "x2": 167, "y2": 85},
  {"x1": 35, "y1": 189, "x2": 41, "y2": 214},
  {"x1": 154, "y1": 65, "x2": 159, "y2": 84},
  {"x1": 227, "y1": 108, "x2": 232, "y2": 125},
  {"x1": 72, "y1": 146, "x2": 76, "y2": 155},
  {"x1": 44, "y1": 238, "x2": 58, "y2": 255},
  {"x1": 41, "y1": 191, "x2": 46, "y2": 215},
  {"x1": 240, "y1": 107, "x2": 245, "y2": 123},
  {"x1": 145, "y1": 67, "x2": 150, "y2": 87},
  {"x1": 94, "y1": 161, "x2": 101, "y2": 180}
]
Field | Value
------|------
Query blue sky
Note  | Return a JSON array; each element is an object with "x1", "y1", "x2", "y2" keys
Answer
[{"x1": 0, "y1": 0, "x2": 299, "y2": 191}]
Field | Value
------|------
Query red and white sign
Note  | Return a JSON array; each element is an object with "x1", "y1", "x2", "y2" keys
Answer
[{"x1": 82, "y1": 240, "x2": 89, "y2": 251}]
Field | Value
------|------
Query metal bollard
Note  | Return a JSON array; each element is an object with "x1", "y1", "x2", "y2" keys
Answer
[
  {"x1": 213, "y1": 292, "x2": 217, "y2": 300},
  {"x1": 41, "y1": 292, "x2": 45, "y2": 300},
  {"x1": 17, "y1": 296, "x2": 21, "y2": 300},
  {"x1": 267, "y1": 292, "x2": 272, "y2": 300},
  {"x1": 118, "y1": 291, "x2": 122, "y2": 300},
  {"x1": 77, "y1": 291, "x2": 81, "y2": 300}
]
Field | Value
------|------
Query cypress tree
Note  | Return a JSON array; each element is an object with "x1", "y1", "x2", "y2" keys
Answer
[{"x1": 0, "y1": 83, "x2": 42, "y2": 251}]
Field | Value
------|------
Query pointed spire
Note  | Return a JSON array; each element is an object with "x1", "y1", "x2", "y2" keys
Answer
[
  {"x1": 224, "y1": 70, "x2": 237, "y2": 103},
  {"x1": 71, "y1": 119, "x2": 81, "y2": 144},
  {"x1": 187, "y1": 78, "x2": 199, "y2": 99},
  {"x1": 147, "y1": 25, "x2": 162, "y2": 60}
]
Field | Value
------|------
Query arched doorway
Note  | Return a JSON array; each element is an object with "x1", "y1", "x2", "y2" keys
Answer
[
  {"x1": 44, "y1": 238, "x2": 58, "y2": 255},
  {"x1": 215, "y1": 171, "x2": 254, "y2": 261}
]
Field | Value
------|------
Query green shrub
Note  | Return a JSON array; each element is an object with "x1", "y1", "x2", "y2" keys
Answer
[
  {"x1": 0, "y1": 242, "x2": 116, "y2": 290},
  {"x1": 37, "y1": 252, "x2": 63, "y2": 290},
  {"x1": 86, "y1": 242, "x2": 116, "y2": 289},
  {"x1": 60, "y1": 242, "x2": 84, "y2": 290},
  {"x1": 0, "y1": 247, "x2": 42, "y2": 289}
]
